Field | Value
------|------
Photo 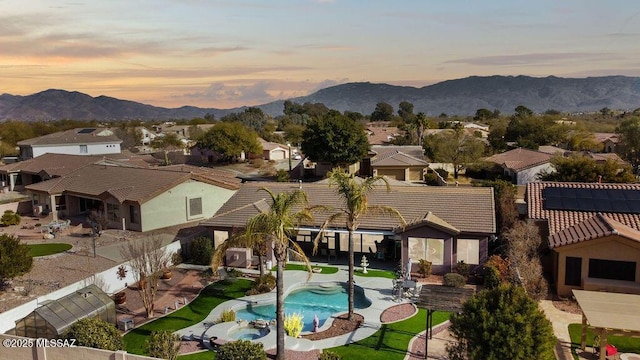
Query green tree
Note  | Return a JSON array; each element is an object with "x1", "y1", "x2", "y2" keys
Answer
[
  {"x1": 186, "y1": 236, "x2": 213, "y2": 266},
  {"x1": 616, "y1": 117, "x2": 640, "y2": 172},
  {"x1": 566, "y1": 130, "x2": 603, "y2": 151},
  {"x1": 0, "y1": 120, "x2": 35, "y2": 147},
  {"x1": 197, "y1": 122, "x2": 262, "y2": 162},
  {"x1": 514, "y1": 105, "x2": 533, "y2": 118},
  {"x1": 149, "y1": 133, "x2": 184, "y2": 165},
  {"x1": 282, "y1": 124, "x2": 305, "y2": 147},
  {"x1": 370, "y1": 102, "x2": 394, "y2": 121},
  {"x1": 212, "y1": 188, "x2": 316, "y2": 360},
  {"x1": 146, "y1": 331, "x2": 181, "y2": 360},
  {"x1": 540, "y1": 154, "x2": 636, "y2": 183},
  {"x1": 0, "y1": 234, "x2": 32, "y2": 284},
  {"x1": 301, "y1": 113, "x2": 369, "y2": 167},
  {"x1": 474, "y1": 108, "x2": 494, "y2": 121},
  {"x1": 447, "y1": 284, "x2": 556, "y2": 360},
  {"x1": 66, "y1": 317, "x2": 123, "y2": 351},
  {"x1": 423, "y1": 129, "x2": 485, "y2": 178},
  {"x1": 318, "y1": 170, "x2": 405, "y2": 320}
]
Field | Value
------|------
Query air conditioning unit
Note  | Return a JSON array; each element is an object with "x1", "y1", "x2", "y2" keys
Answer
[{"x1": 33, "y1": 205, "x2": 43, "y2": 216}]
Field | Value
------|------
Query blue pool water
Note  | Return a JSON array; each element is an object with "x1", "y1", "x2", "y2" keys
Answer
[
  {"x1": 235, "y1": 283, "x2": 371, "y2": 332},
  {"x1": 229, "y1": 326, "x2": 270, "y2": 340}
]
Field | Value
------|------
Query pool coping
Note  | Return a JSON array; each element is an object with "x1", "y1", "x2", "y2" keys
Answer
[{"x1": 174, "y1": 265, "x2": 410, "y2": 351}]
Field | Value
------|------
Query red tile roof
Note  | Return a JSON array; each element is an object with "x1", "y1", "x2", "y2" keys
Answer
[
  {"x1": 549, "y1": 213, "x2": 640, "y2": 248},
  {"x1": 527, "y1": 181, "x2": 640, "y2": 235},
  {"x1": 485, "y1": 148, "x2": 552, "y2": 172}
]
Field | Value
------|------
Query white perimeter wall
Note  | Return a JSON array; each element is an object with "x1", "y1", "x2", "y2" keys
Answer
[{"x1": 32, "y1": 143, "x2": 121, "y2": 158}]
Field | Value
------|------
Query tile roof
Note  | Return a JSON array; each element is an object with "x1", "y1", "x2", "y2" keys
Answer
[
  {"x1": 371, "y1": 151, "x2": 429, "y2": 167},
  {"x1": 17, "y1": 128, "x2": 122, "y2": 146},
  {"x1": 258, "y1": 138, "x2": 289, "y2": 151},
  {"x1": 201, "y1": 181, "x2": 496, "y2": 234},
  {"x1": 371, "y1": 145, "x2": 425, "y2": 161},
  {"x1": 485, "y1": 148, "x2": 552, "y2": 172},
  {"x1": 0, "y1": 153, "x2": 102, "y2": 177},
  {"x1": 527, "y1": 181, "x2": 640, "y2": 235},
  {"x1": 593, "y1": 132, "x2": 619, "y2": 143},
  {"x1": 404, "y1": 211, "x2": 460, "y2": 234},
  {"x1": 25, "y1": 163, "x2": 240, "y2": 203},
  {"x1": 549, "y1": 213, "x2": 640, "y2": 248}
]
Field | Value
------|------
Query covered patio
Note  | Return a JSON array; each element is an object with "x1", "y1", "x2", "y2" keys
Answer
[{"x1": 574, "y1": 290, "x2": 640, "y2": 360}]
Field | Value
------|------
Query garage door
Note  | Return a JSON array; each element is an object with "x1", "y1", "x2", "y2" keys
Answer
[
  {"x1": 377, "y1": 168, "x2": 405, "y2": 181},
  {"x1": 270, "y1": 149, "x2": 286, "y2": 160}
]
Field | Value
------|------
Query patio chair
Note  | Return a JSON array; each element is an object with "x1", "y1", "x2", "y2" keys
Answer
[{"x1": 593, "y1": 335, "x2": 620, "y2": 359}]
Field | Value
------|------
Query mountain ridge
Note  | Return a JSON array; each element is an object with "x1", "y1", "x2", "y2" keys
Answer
[{"x1": 2, "y1": 75, "x2": 640, "y2": 121}]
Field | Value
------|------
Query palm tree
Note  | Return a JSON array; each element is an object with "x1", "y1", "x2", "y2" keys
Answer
[
  {"x1": 211, "y1": 187, "x2": 315, "y2": 360},
  {"x1": 319, "y1": 169, "x2": 405, "y2": 320}
]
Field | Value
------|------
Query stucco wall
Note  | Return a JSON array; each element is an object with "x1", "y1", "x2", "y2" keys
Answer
[
  {"x1": 555, "y1": 235, "x2": 640, "y2": 296},
  {"x1": 516, "y1": 163, "x2": 554, "y2": 185},
  {"x1": 140, "y1": 180, "x2": 236, "y2": 232},
  {"x1": 31, "y1": 144, "x2": 121, "y2": 158}
]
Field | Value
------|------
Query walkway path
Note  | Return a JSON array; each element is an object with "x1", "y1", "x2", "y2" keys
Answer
[{"x1": 539, "y1": 300, "x2": 585, "y2": 360}]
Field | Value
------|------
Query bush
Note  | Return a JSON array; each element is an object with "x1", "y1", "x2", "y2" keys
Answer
[
  {"x1": 147, "y1": 331, "x2": 181, "y2": 360},
  {"x1": 455, "y1": 260, "x2": 470, "y2": 279},
  {"x1": 186, "y1": 236, "x2": 213, "y2": 265},
  {"x1": 434, "y1": 168, "x2": 449, "y2": 180},
  {"x1": 276, "y1": 169, "x2": 290, "y2": 182},
  {"x1": 424, "y1": 172, "x2": 440, "y2": 186},
  {"x1": 66, "y1": 317, "x2": 123, "y2": 351},
  {"x1": 418, "y1": 259, "x2": 432, "y2": 278},
  {"x1": 1, "y1": 210, "x2": 20, "y2": 226},
  {"x1": 447, "y1": 284, "x2": 556, "y2": 360},
  {"x1": 247, "y1": 273, "x2": 276, "y2": 295},
  {"x1": 284, "y1": 312, "x2": 304, "y2": 338},
  {"x1": 319, "y1": 350, "x2": 342, "y2": 360},
  {"x1": 0, "y1": 234, "x2": 33, "y2": 284},
  {"x1": 218, "y1": 308, "x2": 236, "y2": 323},
  {"x1": 485, "y1": 255, "x2": 509, "y2": 282},
  {"x1": 217, "y1": 340, "x2": 266, "y2": 360},
  {"x1": 443, "y1": 273, "x2": 466, "y2": 288},
  {"x1": 483, "y1": 265, "x2": 501, "y2": 289}
]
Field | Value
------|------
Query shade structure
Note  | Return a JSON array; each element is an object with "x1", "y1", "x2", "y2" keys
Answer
[{"x1": 14, "y1": 284, "x2": 115, "y2": 339}]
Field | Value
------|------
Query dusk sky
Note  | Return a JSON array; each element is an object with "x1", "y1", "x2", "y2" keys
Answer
[{"x1": 2, "y1": 0, "x2": 639, "y2": 109}]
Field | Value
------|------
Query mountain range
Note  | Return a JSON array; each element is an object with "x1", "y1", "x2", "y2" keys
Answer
[{"x1": 2, "y1": 75, "x2": 640, "y2": 121}]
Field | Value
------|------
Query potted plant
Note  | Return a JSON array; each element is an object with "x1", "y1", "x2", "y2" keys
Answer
[
  {"x1": 162, "y1": 268, "x2": 172, "y2": 280},
  {"x1": 114, "y1": 291, "x2": 127, "y2": 305}
]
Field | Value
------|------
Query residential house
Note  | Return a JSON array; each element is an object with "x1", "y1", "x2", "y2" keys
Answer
[
  {"x1": 201, "y1": 181, "x2": 495, "y2": 274},
  {"x1": 527, "y1": 181, "x2": 640, "y2": 296},
  {"x1": 484, "y1": 148, "x2": 554, "y2": 185},
  {"x1": 257, "y1": 138, "x2": 290, "y2": 161},
  {"x1": 361, "y1": 145, "x2": 428, "y2": 182},
  {"x1": 25, "y1": 164, "x2": 241, "y2": 231},
  {"x1": 365, "y1": 123, "x2": 402, "y2": 145},
  {"x1": 594, "y1": 133, "x2": 619, "y2": 153},
  {"x1": 17, "y1": 128, "x2": 122, "y2": 160}
]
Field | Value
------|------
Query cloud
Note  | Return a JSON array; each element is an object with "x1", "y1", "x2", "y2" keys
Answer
[{"x1": 446, "y1": 52, "x2": 616, "y2": 67}]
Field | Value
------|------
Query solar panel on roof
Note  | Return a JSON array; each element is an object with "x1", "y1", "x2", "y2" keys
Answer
[
  {"x1": 77, "y1": 128, "x2": 96, "y2": 134},
  {"x1": 542, "y1": 187, "x2": 640, "y2": 214}
]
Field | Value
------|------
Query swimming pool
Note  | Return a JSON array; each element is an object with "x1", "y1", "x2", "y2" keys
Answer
[
  {"x1": 235, "y1": 282, "x2": 372, "y2": 332},
  {"x1": 228, "y1": 325, "x2": 271, "y2": 340}
]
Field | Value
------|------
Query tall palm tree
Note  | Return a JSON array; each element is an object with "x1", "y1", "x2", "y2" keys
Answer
[
  {"x1": 319, "y1": 169, "x2": 406, "y2": 320},
  {"x1": 211, "y1": 187, "x2": 315, "y2": 360}
]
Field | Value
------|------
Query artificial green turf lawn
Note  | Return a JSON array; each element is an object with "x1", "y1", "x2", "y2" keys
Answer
[
  {"x1": 271, "y1": 263, "x2": 340, "y2": 274},
  {"x1": 27, "y1": 243, "x2": 72, "y2": 257},
  {"x1": 328, "y1": 309, "x2": 449, "y2": 360},
  {"x1": 568, "y1": 323, "x2": 640, "y2": 354},
  {"x1": 355, "y1": 268, "x2": 396, "y2": 279},
  {"x1": 178, "y1": 350, "x2": 216, "y2": 360},
  {"x1": 123, "y1": 279, "x2": 253, "y2": 355}
]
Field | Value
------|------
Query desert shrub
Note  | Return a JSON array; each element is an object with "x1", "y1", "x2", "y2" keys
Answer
[
  {"x1": 217, "y1": 340, "x2": 266, "y2": 360},
  {"x1": 483, "y1": 265, "x2": 501, "y2": 289},
  {"x1": 66, "y1": 317, "x2": 123, "y2": 351},
  {"x1": 146, "y1": 331, "x2": 181, "y2": 360},
  {"x1": 186, "y1": 236, "x2": 213, "y2": 265},
  {"x1": 443, "y1": 273, "x2": 466, "y2": 288},
  {"x1": 171, "y1": 250, "x2": 182, "y2": 266},
  {"x1": 434, "y1": 168, "x2": 449, "y2": 180},
  {"x1": 485, "y1": 255, "x2": 509, "y2": 282},
  {"x1": 226, "y1": 268, "x2": 242, "y2": 278},
  {"x1": 250, "y1": 158, "x2": 265, "y2": 168},
  {"x1": 217, "y1": 308, "x2": 236, "y2": 323},
  {"x1": 318, "y1": 350, "x2": 342, "y2": 360},
  {"x1": 455, "y1": 260, "x2": 470, "y2": 279},
  {"x1": 424, "y1": 172, "x2": 440, "y2": 186},
  {"x1": 247, "y1": 273, "x2": 276, "y2": 295},
  {"x1": 276, "y1": 169, "x2": 290, "y2": 182},
  {"x1": 284, "y1": 312, "x2": 304, "y2": 338},
  {"x1": 1, "y1": 210, "x2": 20, "y2": 226},
  {"x1": 418, "y1": 259, "x2": 432, "y2": 278},
  {"x1": 0, "y1": 234, "x2": 33, "y2": 285}
]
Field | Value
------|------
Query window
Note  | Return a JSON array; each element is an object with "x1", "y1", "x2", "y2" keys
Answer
[
  {"x1": 408, "y1": 237, "x2": 444, "y2": 265},
  {"x1": 457, "y1": 239, "x2": 479, "y2": 265},
  {"x1": 80, "y1": 145, "x2": 88, "y2": 153},
  {"x1": 588, "y1": 259, "x2": 636, "y2": 281},
  {"x1": 187, "y1": 197, "x2": 203, "y2": 219},
  {"x1": 106, "y1": 203, "x2": 119, "y2": 222},
  {"x1": 565, "y1": 257, "x2": 582, "y2": 286},
  {"x1": 129, "y1": 205, "x2": 140, "y2": 224}
]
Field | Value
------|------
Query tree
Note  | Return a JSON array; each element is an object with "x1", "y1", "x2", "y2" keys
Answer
[
  {"x1": 370, "y1": 102, "x2": 394, "y2": 121},
  {"x1": 120, "y1": 237, "x2": 171, "y2": 318},
  {"x1": 503, "y1": 221, "x2": 548, "y2": 300},
  {"x1": 301, "y1": 113, "x2": 369, "y2": 167},
  {"x1": 197, "y1": 122, "x2": 262, "y2": 162},
  {"x1": 0, "y1": 234, "x2": 33, "y2": 286},
  {"x1": 318, "y1": 170, "x2": 405, "y2": 320},
  {"x1": 282, "y1": 124, "x2": 305, "y2": 147},
  {"x1": 149, "y1": 133, "x2": 184, "y2": 165},
  {"x1": 616, "y1": 117, "x2": 640, "y2": 172},
  {"x1": 474, "y1": 108, "x2": 493, "y2": 121},
  {"x1": 66, "y1": 317, "x2": 123, "y2": 351},
  {"x1": 539, "y1": 154, "x2": 636, "y2": 183},
  {"x1": 514, "y1": 105, "x2": 533, "y2": 118},
  {"x1": 147, "y1": 331, "x2": 181, "y2": 360},
  {"x1": 566, "y1": 130, "x2": 603, "y2": 151},
  {"x1": 423, "y1": 129, "x2": 485, "y2": 178},
  {"x1": 212, "y1": 188, "x2": 316, "y2": 360},
  {"x1": 478, "y1": 180, "x2": 518, "y2": 237},
  {"x1": 113, "y1": 126, "x2": 142, "y2": 151},
  {"x1": 447, "y1": 284, "x2": 556, "y2": 360}
]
